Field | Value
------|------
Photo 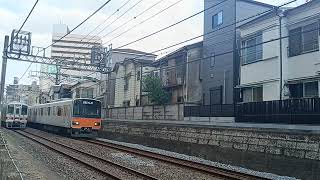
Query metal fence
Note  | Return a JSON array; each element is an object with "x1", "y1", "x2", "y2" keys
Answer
[
  {"x1": 184, "y1": 104, "x2": 235, "y2": 117},
  {"x1": 236, "y1": 98, "x2": 320, "y2": 124}
]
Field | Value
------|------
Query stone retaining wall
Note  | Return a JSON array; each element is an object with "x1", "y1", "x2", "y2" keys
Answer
[{"x1": 102, "y1": 120, "x2": 320, "y2": 161}]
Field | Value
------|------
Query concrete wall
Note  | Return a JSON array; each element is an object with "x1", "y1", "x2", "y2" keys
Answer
[
  {"x1": 100, "y1": 120, "x2": 320, "y2": 179},
  {"x1": 108, "y1": 104, "x2": 184, "y2": 121}
]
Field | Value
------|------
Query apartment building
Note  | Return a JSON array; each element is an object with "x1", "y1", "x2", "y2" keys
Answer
[
  {"x1": 202, "y1": 0, "x2": 274, "y2": 105},
  {"x1": 156, "y1": 41, "x2": 203, "y2": 104},
  {"x1": 6, "y1": 77, "x2": 39, "y2": 105},
  {"x1": 238, "y1": 0, "x2": 320, "y2": 102},
  {"x1": 40, "y1": 24, "x2": 102, "y2": 91}
]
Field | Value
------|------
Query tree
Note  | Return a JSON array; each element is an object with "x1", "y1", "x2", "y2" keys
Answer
[{"x1": 143, "y1": 75, "x2": 169, "y2": 105}]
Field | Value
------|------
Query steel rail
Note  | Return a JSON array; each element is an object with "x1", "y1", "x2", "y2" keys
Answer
[
  {"x1": 87, "y1": 140, "x2": 270, "y2": 180},
  {"x1": 15, "y1": 130, "x2": 158, "y2": 180}
]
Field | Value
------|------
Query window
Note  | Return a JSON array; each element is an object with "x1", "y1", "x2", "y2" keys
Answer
[
  {"x1": 7, "y1": 105, "x2": 14, "y2": 114},
  {"x1": 289, "y1": 22, "x2": 319, "y2": 57},
  {"x1": 22, "y1": 105, "x2": 28, "y2": 115},
  {"x1": 81, "y1": 88, "x2": 94, "y2": 98},
  {"x1": 124, "y1": 77, "x2": 129, "y2": 90},
  {"x1": 212, "y1": 11, "x2": 223, "y2": 29},
  {"x1": 137, "y1": 71, "x2": 141, "y2": 81},
  {"x1": 48, "y1": 107, "x2": 51, "y2": 116},
  {"x1": 123, "y1": 100, "x2": 130, "y2": 107},
  {"x1": 242, "y1": 32, "x2": 263, "y2": 64},
  {"x1": 57, "y1": 107, "x2": 62, "y2": 116},
  {"x1": 210, "y1": 53, "x2": 215, "y2": 67},
  {"x1": 73, "y1": 99, "x2": 101, "y2": 118},
  {"x1": 40, "y1": 108, "x2": 43, "y2": 116},
  {"x1": 76, "y1": 88, "x2": 80, "y2": 98},
  {"x1": 289, "y1": 81, "x2": 319, "y2": 98},
  {"x1": 15, "y1": 108, "x2": 20, "y2": 115},
  {"x1": 242, "y1": 86, "x2": 263, "y2": 102},
  {"x1": 304, "y1": 81, "x2": 319, "y2": 97}
]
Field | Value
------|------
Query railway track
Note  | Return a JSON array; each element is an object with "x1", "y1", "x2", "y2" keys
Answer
[
  {"x1": 14, "y1": 130, "x2": 158, "y2": 180},
  {"x1": 86, "y1": 139, "x2": 270, "y2": 180}
]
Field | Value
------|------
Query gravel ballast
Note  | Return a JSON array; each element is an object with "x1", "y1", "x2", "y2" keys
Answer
[
  {"x1": 96, "y1": 138, "x2": 299, "y2": 180},
  {"x1": 2, "y1": 128, "x2": 106, "y2": 180},
  {"x1": 26, "y1": 128, "x2": 224, "y2": 180}
]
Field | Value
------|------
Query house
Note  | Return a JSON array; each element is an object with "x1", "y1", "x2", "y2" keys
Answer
[
  {"x1": 155, "y1": 41, "x2": 203, "y2": 104},
  {"x1": 104, "y1": 48, "x2": 157, "y2": 107},
  {"x1": 113, "y1": 58, "x2": 155, "y2": 107},
  {"x1": 48, "y1": 84, "x2": 72, "y2": 102},
  {"x1": 70, "y1": 80, "x2": 102, "y2": 99},
  {"x1": 238, "y1": 0, "x2": 320, "y2": 102},
  {"x1": 201, "y1": 0, "x2": 275, "y2": 105}
]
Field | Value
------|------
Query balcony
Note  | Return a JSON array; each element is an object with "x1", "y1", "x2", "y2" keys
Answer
[{"x1": 163, "y1": 77, "x2": 183, "y2": 88}]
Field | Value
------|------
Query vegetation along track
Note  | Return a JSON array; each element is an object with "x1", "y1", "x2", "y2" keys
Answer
[
  {"x1": 86, "y1": 139, "x2": 269, "y2": 180},
  {"x1": 14, "y1": 130, "x2": 158, "y2": 180}
]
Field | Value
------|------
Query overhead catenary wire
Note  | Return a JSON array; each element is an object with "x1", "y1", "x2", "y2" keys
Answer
[
  {"x1": 18, "y1": 0, "x2": 112, "y2": 81},
  {"x1": 112, "y1": 0, "x2": 230, "y2": 48},
  {"x1": 53, "y1": 0, "x2": 302, "y2": 98},
  {"x1": 104, "y1": 0, "x2": 184, "y2": 44},
  {"x1": 7, "y1": 0, "x2": 39, "y2": 49}
]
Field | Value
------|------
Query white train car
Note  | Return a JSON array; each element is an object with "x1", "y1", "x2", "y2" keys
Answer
[
  {"x1": 1, "y1": 102, "x2": 28, "y2": 129},
  {"x1": 28, "y1": 98, "x2": 102, "y2": 137}
]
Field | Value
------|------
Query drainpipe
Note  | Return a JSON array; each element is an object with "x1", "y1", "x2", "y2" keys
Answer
[
  {"x1": 185, "y1": 49, "x2": 189, "y2": 103},
  {"x1": 277, "y1": 10, "x2": 284, "y2": 100}
]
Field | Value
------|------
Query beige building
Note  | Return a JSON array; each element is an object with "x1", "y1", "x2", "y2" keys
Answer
[{"x1": 113, "y1": 59, "x2": 155, "y2": 107}]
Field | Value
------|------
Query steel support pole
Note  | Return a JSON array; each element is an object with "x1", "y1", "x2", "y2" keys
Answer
[{"x1": 0, "y1": 35, "x2": 10, "y2": 110}]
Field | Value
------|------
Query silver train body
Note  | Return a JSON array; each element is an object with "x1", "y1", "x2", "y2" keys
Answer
[
  {"x1": 1, "y1": 102, "x2": 28, "y2": 129},
  {"x1": 28, "y1": 98, "x2": 102, "y2": 137}
]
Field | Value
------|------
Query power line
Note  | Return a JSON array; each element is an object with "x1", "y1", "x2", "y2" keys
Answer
[
  {"x1": 7, "y1": 0, "x2": 40, "y2": 48},
  {"x1": 113, "y1": 0, "x2": 230, "y2": 49},
  {"x1": 104, "y1": 0, "x2": 184, "y2": 45},
  {"x1": 18, "y1": 0, "x2": 112, "y2": 81},
  {"x1": 38, "y1": 0, "x2": 299, "y2": 99},
  {"x1": 52, "y1": 0, "x2": 300, "y2": 98},
  {"x1": 101, "y1": 0, "x2": 166, "y2": 40}
]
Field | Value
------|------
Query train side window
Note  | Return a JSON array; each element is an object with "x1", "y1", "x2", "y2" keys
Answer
[
  {"x1": 48, "y1": 107, "x2": 51, "y2": 116},
  {"x1": 40, "y1": 108, "x2": 43, "y2": 116},
  {"x1": 63, "y1": 105, "x2": 68, "y2": 117},
  {"x1": 57, "y1": 107, "x2": 62, "y2": 116}
]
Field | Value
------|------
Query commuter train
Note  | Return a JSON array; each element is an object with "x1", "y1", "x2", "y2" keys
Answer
[
  {"x1": 1, "y1": 102, "x2": 28, "y2": 129},
  {"x1": 28, "y1": 98, "x2": 102, "y2": 137}
]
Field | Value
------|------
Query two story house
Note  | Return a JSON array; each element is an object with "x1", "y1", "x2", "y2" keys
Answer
[{"x1": 238, "y1": 0, "x2": 320, "y2": 102}]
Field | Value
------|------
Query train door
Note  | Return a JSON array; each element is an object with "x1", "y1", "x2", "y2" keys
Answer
[{"x1": 14, "y1": 104, "x2": 21, "y2": 120}]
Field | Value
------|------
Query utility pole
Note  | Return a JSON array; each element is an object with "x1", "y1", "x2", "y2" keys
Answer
[{"x1": 0, "y1": 35, "x2": 10, "y2": 110}]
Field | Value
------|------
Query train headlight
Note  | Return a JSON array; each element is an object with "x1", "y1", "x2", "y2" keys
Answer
[
  {"x1": 94, "y1": 122, "x2": 100, "y2": 126},
  {"x1": 72, "y1": 121, "x2": 80, "y2": 125}
]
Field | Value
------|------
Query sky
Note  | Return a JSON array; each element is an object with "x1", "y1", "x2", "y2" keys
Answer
[{"x1": 0, "y1": 0, "x2": 307, "y2": 86}]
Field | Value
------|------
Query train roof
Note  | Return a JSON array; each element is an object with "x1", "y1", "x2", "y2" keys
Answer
[
  {"x1": 6, "y1": 101, "x2": 29, "y2": 106},
  {"x1": 30, "y1": 98, "x2": 101, "y2": 108}
]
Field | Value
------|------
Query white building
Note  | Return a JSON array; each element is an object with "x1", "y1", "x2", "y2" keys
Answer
[
  {"x1": 238, "y1": 1, "x2": 320, "y2": 102},
  {"x1": 113, "y1": 59, "x2": 155, "y2": 107},
  {"x1": 40, "y1": 24, "x2": 102, "y2": 91}
]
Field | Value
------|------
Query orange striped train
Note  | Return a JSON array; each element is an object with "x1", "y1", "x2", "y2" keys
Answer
[{"x1": 28, "y1": 98, "x2": 101, "y2": 137}]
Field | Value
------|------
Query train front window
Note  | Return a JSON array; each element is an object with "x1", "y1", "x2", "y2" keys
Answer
[
  {"x1": 73, "y1": 99, "x2": 101, "y2": 118},
  {"x1": 22, "y1": 105, "x2": 28, "y2": 115},
  {"x1": 7, "y1": 105, "x2": 14, "y2": 114}
]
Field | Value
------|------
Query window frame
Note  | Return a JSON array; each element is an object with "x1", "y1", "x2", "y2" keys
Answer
[
  {"x1": 241, "y1": 32, "x2": 263, "y2": 65},
  {"x1": 212, "y1": 11, "x2": 223, "y2": 29},
  {"x1": 288, "y1": 22, "x2": 319, "y2": 57}
]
